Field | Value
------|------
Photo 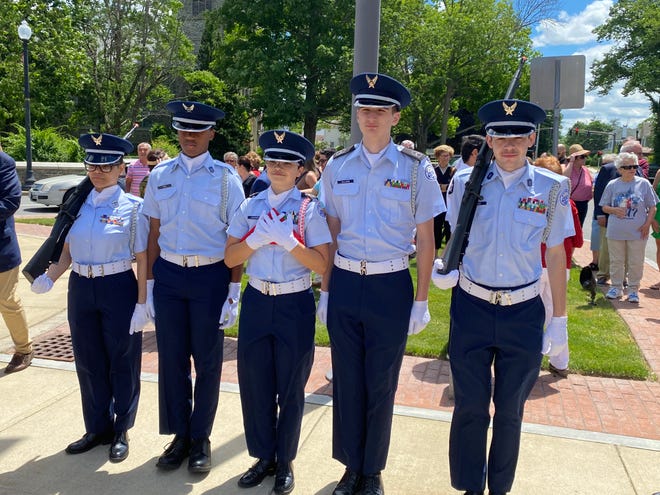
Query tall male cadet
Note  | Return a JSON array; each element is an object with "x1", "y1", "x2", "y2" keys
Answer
[
  {"x1": 433, "y1": 99, "x2": 571, "y2": 495},
  {"x1": 318, "y1": 73, "x2": 444, "y2": 495},
  {"x1": 143, "y1": 101, "x2": 245, "y2": 473}
]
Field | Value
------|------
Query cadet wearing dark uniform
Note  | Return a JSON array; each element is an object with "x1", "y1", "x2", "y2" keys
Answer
[
  {"x1": 318, "y1": 74, "x2": 444, "y2": 495},
  {"x1": 225, "y1": 130, "x2": 331, "y2": 495},
  {"x1": 433, "y1": 100, "x2": 571, "y2": 495},
  {"x1": 143, "y1": 101, "x2": 245, "y2": 473},
  {"x1": 31, "y1": 134, "x2": 150, "y2": 462}
]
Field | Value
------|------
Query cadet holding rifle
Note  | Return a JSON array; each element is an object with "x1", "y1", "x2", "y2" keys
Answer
[{"x1": 433, "y1": 100, "x2": 571, "y2": 495}]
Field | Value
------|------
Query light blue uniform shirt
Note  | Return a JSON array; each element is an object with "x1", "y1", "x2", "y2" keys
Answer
[
  {"x1": 67, "y1": 187, "x2": 148, "y2": 264},
  {"x1": 227, "y1": 188, "x2": 331, "y2": 282},
  {"x1": 447, "y1": 161, "x2": 571, "y2": 288},
  {"x1": 321, "y1": 141, "x2": 445, "y2": 262},
  {"x1": 142, "y1": 154, "x2": 245, "y2": 257}
]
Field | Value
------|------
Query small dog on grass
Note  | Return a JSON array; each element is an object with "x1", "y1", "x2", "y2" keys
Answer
[{"x1": 579, "y1": 263, "x2": 598, "y2": 305}]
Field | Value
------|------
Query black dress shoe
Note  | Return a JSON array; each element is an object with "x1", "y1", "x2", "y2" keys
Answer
[
  {"x1": 65, "y1": 431, "x2": 113, "y2": 455},
  {"x1": 333, "y1": 468, "x2": 362, "y2": 495},
  {"x1": 463, "y1": 491, "x2": 484, "y2": 495},
  {"x1": 360, "y1": 473, "x2": 384, "y2": 495},
  {"x1": 156, "y1": 434, "x2": 190, "y2": 470},
  {"x1": 109, "y1": 431, "x2": 129, "y2": 462},
  {"x1": 238, "y1": 458, "x2": 277, "y2": 488},
  {"x1": 273, "y1": 462, "x2": 295, "y2": 494},
  {"x1": 188, "y1": 437, "x2": 211, "y2": 473},
  {"x1": 489, "y1": 492, "x2": 507, "y2": 495}
]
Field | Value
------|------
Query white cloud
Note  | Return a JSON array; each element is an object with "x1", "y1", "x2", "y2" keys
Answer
[
  {"x1": 532, "y1": 0, "x2": 613, "y2": 48},
  {"x1": 530, "y1": 0, "x2": 652, "y2": 133}
]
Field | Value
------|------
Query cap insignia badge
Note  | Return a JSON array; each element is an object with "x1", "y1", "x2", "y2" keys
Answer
[
  {"x1": 502, "y1": 101, "x2": 517, "y2": 116},
  {"x1": 183, "y1": 102, "x2": 195, "y2": 112},
  {"x1": 366, "y1": 74, "x2": 378, "y2": 88},
  {"x1": 274, "y1": 131, "x2": 285, "y2": 144},
  {"x1": 91, "y1": 134, "x2": 103, "y2": 146}
]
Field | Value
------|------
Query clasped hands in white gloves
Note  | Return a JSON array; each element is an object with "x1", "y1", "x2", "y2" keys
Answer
[
  {"x1": 408, "y1": 300, "x2": 431, "y2": 335},
  {"x1": 245, "y1": 211, "x2": 272, "y2": 250},
  {"x1": 260, "y1": 210, "x2": 298, "y2": 251},
  {"x1": 129, "y1": 303, "x2": 151, "y2": 335},
  {"x1": 542, "y1": 316, "x2": 568, "y2": 357},
  {"x1": 431, "y1": 258, "x2": 459, "y2": 289},
  {"x1": 219, "y1": 282, "x2": 242, "y2": 329},
  {"x1": 31, "y1": 273, "x2": 54, "y2": 294},
  {"x1": 316, "y1": 290, "x2": 329, "y2": 325}
]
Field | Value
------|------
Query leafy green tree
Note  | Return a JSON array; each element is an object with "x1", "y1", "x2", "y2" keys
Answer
[
  {"x1": 76, "y1": 0, "x2": 196, "y2": 134},
  {"x1": 0, "y1": 1, "x2": 88, "y2": 134},
  {"x1": 209, "y1": 0, "x2": 355, "y2": 143},
  {"x1": 379, "y1": 0, "x2": 540, "y2": 151},
  {"x1": 590, "y1": 0, "x2": 660, "y2": 157}
]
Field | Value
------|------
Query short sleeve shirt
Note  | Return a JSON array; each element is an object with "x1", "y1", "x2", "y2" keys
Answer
[{"x1": 600, "y1": 176, "x2": 659, "y2": 240}]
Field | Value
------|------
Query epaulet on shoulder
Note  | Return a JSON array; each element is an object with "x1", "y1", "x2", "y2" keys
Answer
[
  {"x1": 401, "y1": 147, "x2": 427, "y2": 163},
  {"x1": 300, "y1": 192, "x2": 318, "y2": 202},
  {"x1": 534, "y1": 165, "x2": 566, "y2": 183},
  {"x1": 124, "y1": 193, "x2": 143, "y2": 203},
  {"x1": 332, "y1": 145, "x2": 356, "y2": 160}
]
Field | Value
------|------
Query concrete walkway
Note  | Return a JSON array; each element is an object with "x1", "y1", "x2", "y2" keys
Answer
[{"x1": 1, "y1": 224, "x2": 659, "y2": 494}]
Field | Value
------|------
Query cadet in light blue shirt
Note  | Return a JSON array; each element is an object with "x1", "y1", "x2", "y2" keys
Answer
[
  {"x1": 434, "y1": 99, "x2": 570, "y2": 495},
  {"x1": 143, "y1": 101, "x2": 244, "y2": 474},
  {"x1": 226, "y1": 130, "x2": 330, "y2": 494},
  {"x1": 31, "y1": 133, "x2": 149, "y2": 463},
  {"x1": 318, "y1": 73, "x2": 444, "y2": 495}
]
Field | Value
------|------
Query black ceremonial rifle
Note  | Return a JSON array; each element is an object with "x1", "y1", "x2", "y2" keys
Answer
[{"x1": 436, "y1": 55, "x2": 527, "y2": 274}]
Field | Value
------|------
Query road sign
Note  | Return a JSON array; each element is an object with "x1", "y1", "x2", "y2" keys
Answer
[{"x1": 530, "y1": 55, "x2": 586, "y2": 110}]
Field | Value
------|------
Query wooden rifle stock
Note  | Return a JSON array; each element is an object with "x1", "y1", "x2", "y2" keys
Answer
[{"x1": 437, "y1": 55, "x2": 527, "y2": 274}]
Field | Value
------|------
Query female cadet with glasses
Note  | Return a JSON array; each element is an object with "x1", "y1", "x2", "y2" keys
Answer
[
  {"x1": 225, "y1": 130, "x2": 331, "y2": 494},
  {"x1": 31, "y1": 133, "x2": 150, "y2": 462}
]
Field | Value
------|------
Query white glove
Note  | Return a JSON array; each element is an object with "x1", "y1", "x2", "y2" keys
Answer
[
  {"x1": 316, "y1": 290, "x2": 329, "y2": 325},
  {"x1": 542, "y1": 316, "x2": 568, "y2": 357},
  {"x1": 408, "y1": 300, "x2": 431, "y2": 335},
  {"x1": 129, "y1": 303, "x2": 151, "y2": 335},
  {"x1": 146, "y1": 279, "x2": 155, "y2": 319},
  {"x1": 219, "y1": 282, "x2": 241, "y2": 329},
  {"x1": 431, "y1": 259, "x2": 459, "y2": 290},
  {"x1": 245, "y1": 212, "x2": 271, "y2": 250},
  {"x1": 31, "y1": 273, "x2": 54, "y2": 294},
  {"x1": 261, "y1": 211, "x2": 298, "y2": 251}
]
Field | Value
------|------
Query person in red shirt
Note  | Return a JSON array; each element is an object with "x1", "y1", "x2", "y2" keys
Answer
[{"x1": 535, "y1": 155, "x2": 583, "y2": 378}]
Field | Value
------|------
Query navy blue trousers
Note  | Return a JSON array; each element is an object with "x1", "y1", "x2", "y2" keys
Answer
[
  {"x1": 237, "y1": 285, "x2": 315, "y2": 463},
  {"x1": 68, "y1": 270, "x2": 142, "y2": 434},
  {"x1": 449, "y1": 286, "x2": 544, "y2": 493},
  {"x1": 153, "y1": 257, "x2": 229, "y2": 439},
  {"x1": 328, "y1": 267, "x2": 413, "y2": 475}
]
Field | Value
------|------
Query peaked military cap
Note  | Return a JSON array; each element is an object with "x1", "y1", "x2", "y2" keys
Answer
[
  {"x1": 259, "y1": 130, "x2": 315, "y2": 163},
  {"x1": 79, "y1": 133, "x2": 133, "y2": 165},
  {"x1": 350, "y1": 73, "x2": 411, "y2": 109},
  {"x1": 166, "y1": 100, "x2": 225, "y2": 132},
  {"x1": 478, "y1": 99, "x2": 546, "y2": 137}
]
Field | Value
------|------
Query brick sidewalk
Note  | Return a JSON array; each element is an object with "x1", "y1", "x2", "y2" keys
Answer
[{"x1": 15, "y1": 224, "x2": 660, "y2": 441}]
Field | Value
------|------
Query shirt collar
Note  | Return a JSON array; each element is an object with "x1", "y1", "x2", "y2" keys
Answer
[
  {"x1": 87, "y1": 185, "x2": 121, "y2": 207},
  {"x1": 482, "y1": 161, "x2": 534, "y2": 192},
  {"x1": 172, "y1": 152, "x2": 216, "y2": 174}
]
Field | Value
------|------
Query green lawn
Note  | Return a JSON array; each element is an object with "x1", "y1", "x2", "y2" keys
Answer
[
  {"x1": 16, "y1": 218, "x2": 56, "y2": 226},
  {"x1": 18, "y1": 217, "x2": 652, "y2": 380}
]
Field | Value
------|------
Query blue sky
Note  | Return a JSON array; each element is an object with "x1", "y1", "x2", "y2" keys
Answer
[{"x1": 531, "y1": 0, "x2": 650, "y2": 134}]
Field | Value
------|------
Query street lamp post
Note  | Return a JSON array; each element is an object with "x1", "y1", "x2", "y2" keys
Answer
[{"x1": 18, "y1": 20, "x2": 34, "y2": 190}]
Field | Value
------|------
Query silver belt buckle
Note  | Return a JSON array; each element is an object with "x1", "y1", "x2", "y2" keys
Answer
[
  {"x1": 261, "y1": 281, "x2": 272, "y2": 295},
  {"x1": 489, "y1": 290, "x2": 512, "y2": 305},
  {"x1": 181, "y1": 255, "x2": 188, "y2": 267},
  {"x1": 87, "y1": 265, "x2": 93, "y2": 278},
  {"x1": 360, "y1": 260, "x2": 367, "y2": 275}
]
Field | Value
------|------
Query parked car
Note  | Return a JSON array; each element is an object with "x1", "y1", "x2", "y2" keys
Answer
[
  {"x1": 29, "y1": 174, "x2": 127, "y2": 207},
  {"x1": 29, "y1": 174, "x2": 86, "y2": 207}
]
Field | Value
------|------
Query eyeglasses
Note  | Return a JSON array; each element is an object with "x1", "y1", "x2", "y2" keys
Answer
[
  {"x1": 575, "y1": 155, "x2": 586, "y2": 160},
  {"x1": 84, "y1": 163, "x2": 117, "y2": 173},
  {"x1": 266, "y1": 160, "x2": 300, "y2": 169},
  {"x1": 620, "y1": 165, "x2": 638, "y2": 170}
]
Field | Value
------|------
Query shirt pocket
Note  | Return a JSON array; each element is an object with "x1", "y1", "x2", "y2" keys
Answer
[
  {"x1": 380, "y1": 186, "x2": 411, "y2": 225},
  {"x1": 513, "y1": 208, "x2": 547, "y2": 250},
  {"x1": 333, "y1": 181, "x2": 359, "y2": 217},
  {"x1": 190, "y1": 188, "x2": 222, "y2": 226},
  {"x1": 153, "y1": 186, "x2": 178, "y2": 220}
]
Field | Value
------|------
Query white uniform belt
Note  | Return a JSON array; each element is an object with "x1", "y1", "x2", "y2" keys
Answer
[
  {"x1": 249, "y1": 275, "x2": 312, "y2": 296},
  {"x1": 334, "y1": 253, "x2": 409, "y2": 275},
  {"x1": 459, "y1": 277, "x2": 541, "y2": 306},
  {"x1": 161, "y1": 251, "x2": 222, "y2": 268},
  {"x1": 72, "y1": 260, "x2": 133, "y2": 278}
]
